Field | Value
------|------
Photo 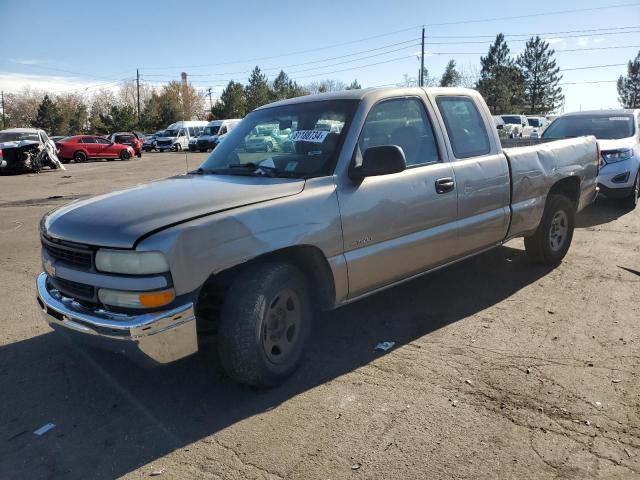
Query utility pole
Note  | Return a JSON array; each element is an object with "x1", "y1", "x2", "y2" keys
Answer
[
  {"x1": 420, "y1": 26, "x2": 425, "y2": 87},
  {"x1": 136, "y1": 69, "x2": 141, "y2": 126},
  {"x1": 1, "y1": 91, "x2": 5, "y2": 129},
  {"x1": 206, "y1": 87, "x2": 214, "y2": 111}
]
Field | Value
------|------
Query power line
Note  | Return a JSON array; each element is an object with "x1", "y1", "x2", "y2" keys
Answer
[
  {"x1": 424, "y1": 44, "x2": 640, "y2": 55},
  {"x1": 559, "y1": 80, "x2": 618, "y2": 85},
  {"x1": 423, "y1": 25, "x2": 640, "y2": 39},
  {"x1": 561, "y1": 63, "x2": 626, "y2": 71},
  {"x1": 141, "y1": 40, "x2": 420, "y2": 78},
  {"x1": 420, "y1": 2, "x2": 640, "y2": 28},
  {"x1": 423, "y1": 29, "x2": 640, "y2": 45},
  {"x1": 140, "y1": 3, "x2": 640, "y2": 71}
]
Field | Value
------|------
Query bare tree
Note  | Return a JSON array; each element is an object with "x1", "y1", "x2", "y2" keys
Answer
[
  {"x1": 305, "y1": 79, "x2": 347, "y2": 94},
  {"x1": 4, "y1": 87, "x2": 44, "y2": 127}
]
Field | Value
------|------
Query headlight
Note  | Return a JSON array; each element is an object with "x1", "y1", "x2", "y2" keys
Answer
[
  {"x1": 98, "y1": 288, "x2": 175, "y2": 309},
  {"x1": 602, "y1": 148, "x2": 633, "y2": 163},
  {"x1": 95, "y1": 250, "x2": 169, "y2": 274}
]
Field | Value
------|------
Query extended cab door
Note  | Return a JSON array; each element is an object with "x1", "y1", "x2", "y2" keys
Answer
[
  {"x1": 433, "y1": 94, "x2": 510, "y2": 256},
  {"x1": 336, "y1": 95, "x2": 459, "y2": 298}
]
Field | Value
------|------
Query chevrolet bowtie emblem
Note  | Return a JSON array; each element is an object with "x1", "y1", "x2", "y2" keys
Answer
[{"x1": 44, "y1": 259, "x2": 56, "y2": 277}]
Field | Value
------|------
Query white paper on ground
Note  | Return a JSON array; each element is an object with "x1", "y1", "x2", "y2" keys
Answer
[{"x1": 34, "y1": 423, "x2": 56, "y2": 436}]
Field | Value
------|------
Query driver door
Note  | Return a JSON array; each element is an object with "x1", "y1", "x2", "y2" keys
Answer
[{"x1": 336, "y1": 96, "x2": 458, "y2": 298}]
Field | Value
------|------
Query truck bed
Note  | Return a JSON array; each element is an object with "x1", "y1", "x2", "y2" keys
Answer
[{"x1": 502, "y1": 136, "x2": 599, "y2": 238}]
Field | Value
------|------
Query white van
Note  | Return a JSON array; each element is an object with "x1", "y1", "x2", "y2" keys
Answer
[
  {"x1": 156, "y1": 121, "x2": 209, "y2": 152},
  {"x1": 192, "y1": 119, "x2": 242, "y2": 152}
]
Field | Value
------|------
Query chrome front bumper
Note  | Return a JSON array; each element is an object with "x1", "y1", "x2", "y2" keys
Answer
[{"x1": 36, "y1": 273, "x2": 198, "y2": 366}]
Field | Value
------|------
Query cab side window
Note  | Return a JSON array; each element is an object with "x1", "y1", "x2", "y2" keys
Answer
[
  {"x1": 359, "y1": 97, "x2": 440, "y2": 167},
  {"x1": 436, "y1": 96, "x2": 491, "y2": 159}
]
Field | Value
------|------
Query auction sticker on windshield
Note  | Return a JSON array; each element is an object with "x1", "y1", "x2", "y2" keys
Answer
[
  {"x1": 289, "y1": 130, "x2": 329, "y2": 143},
  {"x1": 609, "y1": 117, "x2": 631, "y2": 121}
]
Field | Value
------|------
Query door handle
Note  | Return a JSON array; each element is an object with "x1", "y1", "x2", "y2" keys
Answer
[{"x1": 435, "y1": 177, "x2": 455, "y2": 194}]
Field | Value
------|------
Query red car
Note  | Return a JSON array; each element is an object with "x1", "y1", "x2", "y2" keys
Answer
[
  {"x1": 108, "y1": 132, "x2": 143, "y2": 157},
  {"x1": 56, "y1": 135, "x2": 135, "y2": 163}
]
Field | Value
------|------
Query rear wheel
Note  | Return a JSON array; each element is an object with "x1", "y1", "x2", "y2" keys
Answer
[
  {"x1": 119, "y1": 149, "x2": 131, "y2": 161},
  {"x1": 73, "y1": 151, "x2": 87, "y2": 163},
  {"x1": 217, "y1": 263, "x2": 312, "y2": 387},
  {"x1": 524, "y1": 194, "x2": 575, "y2": 266},
  {"x1": 620, "y1": 171, "x2": 639, "y2": 210}
]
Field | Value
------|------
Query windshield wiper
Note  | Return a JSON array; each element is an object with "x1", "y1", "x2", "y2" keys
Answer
[{"x1": 190, "y1": 164, "x2": 305, "y2": 179}]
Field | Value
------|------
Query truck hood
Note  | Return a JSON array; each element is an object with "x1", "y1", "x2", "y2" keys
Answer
[
  {"x1": 596, "y1": 136, "x2": 637, "y2": 152},
  {"x1": 44, "y1": 174, "x2": 305, "y2": 248}
]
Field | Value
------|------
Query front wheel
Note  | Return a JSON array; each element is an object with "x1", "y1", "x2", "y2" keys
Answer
[
  {"x1": 524, "y1": 194, "x2": 575, "y2": 266},
  {"x1": 217, "y1": 263, "x2": 312, "y2": 387},
  {"x1": 119, "y1": 149, "x2": 131, "y2": 161},
  {"x1": 175, "y1": 144, "x2": 182, "y2": 152},
  {"x1": 620, "y1": 172, "x2": 639, "y2": 210}
]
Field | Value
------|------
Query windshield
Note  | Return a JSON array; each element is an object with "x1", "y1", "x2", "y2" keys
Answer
[
  {"x1": 542, "y1": 114, "x2": 635, "y2": 140},
  {"x1": 198, "y1": 99, "x2": 358, "y2": 178},
  {"x1": 0, "y1": 132, "x2": 39, "y2": 142},
  {"x1": 203, "y1": 126, "x2": 220, "y2": 136},
  {"x1": 528, "y1": 118, "x2": 541, "y2": 127},
  {"x1": 501, "y1": 116, "x2": 522, "y2": 125},
  {"x1": 164, "y1": 129, "x2": 178, "y2": 137}
]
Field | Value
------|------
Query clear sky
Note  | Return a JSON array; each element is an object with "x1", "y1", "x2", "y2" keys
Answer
[{"x1": 1, "y1": 0, "x2": 639, "y2": 113}]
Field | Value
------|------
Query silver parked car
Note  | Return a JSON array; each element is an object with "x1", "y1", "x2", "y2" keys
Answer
[{"x1": 36, "y1": 87, "x2": 598, "y2": 387}]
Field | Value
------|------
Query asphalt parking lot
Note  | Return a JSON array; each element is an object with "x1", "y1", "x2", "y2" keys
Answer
[{"x1": 0, "y1": 152, "x2": 638, "y2": 479}]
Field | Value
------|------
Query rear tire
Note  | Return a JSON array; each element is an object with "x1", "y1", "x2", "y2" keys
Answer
[
  {"x1": 217, "y1": 263, "x2": 312, "y2": 387},
  {"x1": 524, "y1": 194, "x2": 575, "y2": 266},
  {"x1": 73, "y1": 151, "x2": 87, "y2": 163},
  {"x1": 620, "y1": 171, "x2": 639, "y2": 210},
  {"x1": 119, "y1": 149, "x2": 131, "y2": 161}
]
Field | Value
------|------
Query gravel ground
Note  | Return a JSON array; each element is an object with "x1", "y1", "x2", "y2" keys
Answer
[{"x1": 0, "y1": 153, "x2": 638, "y2": 480}]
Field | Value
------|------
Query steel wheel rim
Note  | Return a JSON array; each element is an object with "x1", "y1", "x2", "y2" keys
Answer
[
  {"x1": 262, "y1": 288, "x2": 302, "y2": 365},
  {"x1": 549, "y1": 210, "x2": 568, "y2": 252}
]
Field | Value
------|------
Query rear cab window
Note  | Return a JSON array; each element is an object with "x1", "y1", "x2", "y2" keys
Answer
[{"x1": 436, "y1": 96, "x2": 491, "y2": 159}]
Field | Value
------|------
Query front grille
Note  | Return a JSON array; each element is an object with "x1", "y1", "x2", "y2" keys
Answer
[
  {"x1": 50, "y1": 276, "x2": 95, "y2": 301},
  {"x1": 43, "y1": 240, "x2": 92, "y2": 269}
]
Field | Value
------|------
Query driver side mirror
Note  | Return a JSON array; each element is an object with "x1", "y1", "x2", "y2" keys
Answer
[{"x1": 350, "y1": 145, "x2": 406, "y2": 181}]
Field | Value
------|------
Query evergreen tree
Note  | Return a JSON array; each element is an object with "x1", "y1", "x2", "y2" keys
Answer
[
  {"x1": 516, "y1": 36, "x2": 563, "y2": 115},
  {"x1": 99, "y1": 104, "x2": 138, "y2": 132},
  {"x1": 212, "y1": 81, "x2": 247, "y2": 118},
  {"x1": 439, "y1": 60, "x2": 461, "y2": 87},
  {"x1": 617, "y1": 50, "x2": 640, "y2": 108},
  {"x1": 346, "y1": 79, "x2": 362, "y2": 90},
  {"x1": 272, "y1": 71, "x2": 291, "y2": 101},
  {"x1": 245, "y1": 67, "x2": 271, "y2": 111},
  {"x1": 33, "y1": 95, "x2": 61, "y2": 134},
  {"x1": 476, "y1": 34, "x2": 526, "y2": 114},
  {"x1": 68, "y1": 104, "x2": 88, "y2": 134}
]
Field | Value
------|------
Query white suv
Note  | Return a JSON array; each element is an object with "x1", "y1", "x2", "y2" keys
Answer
[{"x1": 542, "y1": 109, "x2": 640, "y2": 209}]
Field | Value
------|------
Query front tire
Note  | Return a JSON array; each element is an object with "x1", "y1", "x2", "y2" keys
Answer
[
  {"x1": 217, "y1": 263, "x2": 312, "y2": 387},
  {"x1": 620, "y1": 171, "x2": 639, "y2": 210},
  {"x1": 119, "y1": 149, "x2": 131, "y2": 161},
  {"x1": 524, "y1": 194, "x2": 575, "y2": 266}
]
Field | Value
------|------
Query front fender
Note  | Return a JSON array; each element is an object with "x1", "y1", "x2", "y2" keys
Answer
[{"x1": 137, "y1": 177, "x2": 346, "y2": 300}]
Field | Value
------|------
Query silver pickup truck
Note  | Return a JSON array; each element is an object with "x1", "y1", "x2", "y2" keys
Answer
[{"x1": 37, "y1": 87, "x2": 598, "y2": 386}]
